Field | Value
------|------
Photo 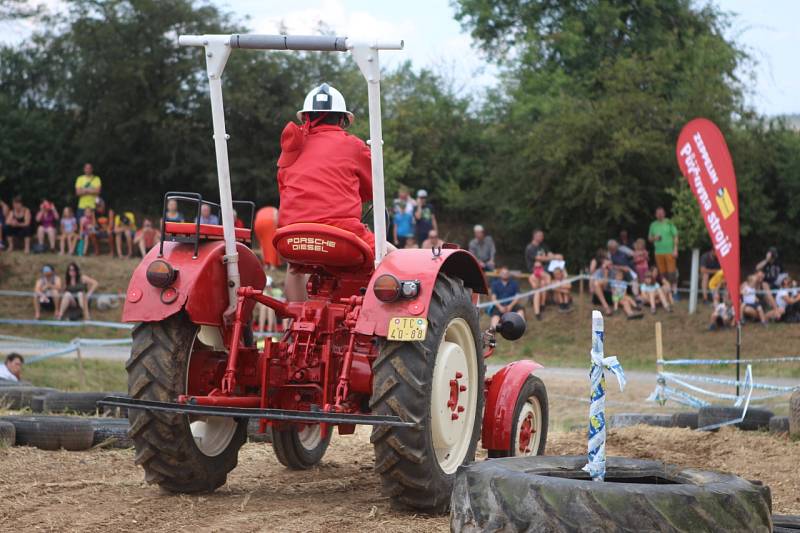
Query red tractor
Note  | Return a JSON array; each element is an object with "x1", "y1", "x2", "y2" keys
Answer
[{"x1": 104, "y1": 33, "x2": 548, "y2": 513}]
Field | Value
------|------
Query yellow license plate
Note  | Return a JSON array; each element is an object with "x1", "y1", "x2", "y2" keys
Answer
[{"x1": 387, "y1": 317, "x2": 428, "y2": 342}]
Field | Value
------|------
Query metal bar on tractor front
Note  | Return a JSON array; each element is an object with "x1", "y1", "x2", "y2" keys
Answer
[
  {"x1": 99, "y1": 397, "x2": 414, "y2": 427},
  {"x1": 230, "y1": 34, "x2": 348, "y2": 52}
]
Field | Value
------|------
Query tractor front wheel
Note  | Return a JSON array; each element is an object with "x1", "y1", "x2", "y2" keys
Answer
[
  {"x1": 370, "y1": 274, "x2": 485, "y2": 513},
  {"x1": 272, "y1": 424, "x2": 331, "y2": 469},
  {"x1": 488, "y1": 375, "x2": 548, "y2": 458},
  {"x1": 127, "y1": 313, "x2": 247, "y2": 493}
]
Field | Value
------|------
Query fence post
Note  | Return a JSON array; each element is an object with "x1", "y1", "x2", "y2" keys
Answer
[
  {"x1": 655, "y1": 321, "x2": 663, "y2": 374},
  {"x1": 75, "y1": 341, "x2": 87, "y2": 388},
  {"x1": 689, "y1": 248, "x2": 700, "y2": 314}
]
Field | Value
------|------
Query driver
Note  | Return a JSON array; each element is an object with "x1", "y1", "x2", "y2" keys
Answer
[{"x1": 277, "y1": 83, "x2": 377, "y2": 300}]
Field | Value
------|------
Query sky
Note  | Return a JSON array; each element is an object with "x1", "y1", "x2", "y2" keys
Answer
[{"x1": 2, "y1": 0, "x2": 799, "y2": 116}]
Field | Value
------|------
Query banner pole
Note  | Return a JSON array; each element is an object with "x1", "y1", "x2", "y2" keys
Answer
[{"x1": 735, "y1": 322, "x2": 741, "y2": 396}]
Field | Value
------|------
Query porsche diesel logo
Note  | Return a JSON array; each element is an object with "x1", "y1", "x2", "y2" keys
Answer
[{"x1": 286, "y1": 237, "x2": 337, "y2": 253}]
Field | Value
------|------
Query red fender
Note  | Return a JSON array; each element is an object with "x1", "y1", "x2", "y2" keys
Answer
[
  {"x1": 354, "y1": 248, "x2": 488, "y2": 336},
  {"x1": 123, "y1": 240, "x2": 266, "y2": 326},
  {"x1": 481, "y1": 360, "x2": 544, "y2": 451}
]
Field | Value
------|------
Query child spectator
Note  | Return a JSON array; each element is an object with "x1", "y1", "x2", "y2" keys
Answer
[
  {"x1": 134, "y1": 218, "x2": 161, "y2": 257},
  {"x1": 528, "y1": 259, "x2": 549, "y2": 320},
  {"x1": 80, "y1": 208, "x2": 99, "y2": 255},
  {"x1": 708, "y1": 269, "x2": 725, "y2": 305},
  {"x1": 490, "y1": 266, "x2": 525, "y2": 328},
  {"x1": 771, "y1": 276, "x2": 800, "y2": 323},
  {"x1": 591, "y1": 258, "x2": 613, "y2": 316},
  {"x1": 709, "y1": 291, "x2": 735, "y2": 330},
  {"x1": 550, "y1": 267, "x2": 573, "y2": 312},
  {"x1": 650, "y1": 266, "x2": 675, "y2": 308},
  {"x1": 33, "y1": 264, "x2": 62, "y2": 320},
  {"x1": 35, "y1": 199, "x2": 59, "y2": 252},
  {"x1": 632, "y1": 238, "x2": 650, "y2": 281},
  {"x1": 4, "y1": 195, "x2": 33, "y2": 253},
  {"x1": 610, "y1": 269, "x2": 643, "y2": 319},
  {"x1": 59, "y1": 206, "x2": 79, "y2": 255},
  {"x1": 741, "y1": 274, "x2": 767, "y2": 326},
  {"x1": 392, "y1": 196, "x2": 414, "y2": 248},
  {"x1": 114, "y1": 210, "x2": 137, "y2": 258},
  {"x1": 94, "y1": 198, "x2": 115, "y2": 255},
  {"x1": 640, "y1": 271, "x2": 672, "y2": 314}
]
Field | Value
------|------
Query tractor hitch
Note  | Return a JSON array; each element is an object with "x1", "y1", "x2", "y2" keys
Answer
[{"x1": 99, "y1": 396, "x2": 415, "y2": 427}]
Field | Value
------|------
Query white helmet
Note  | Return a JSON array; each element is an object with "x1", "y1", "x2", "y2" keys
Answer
[{"x1": 296, "y1": 83, "x2": 354, "y2": 124}]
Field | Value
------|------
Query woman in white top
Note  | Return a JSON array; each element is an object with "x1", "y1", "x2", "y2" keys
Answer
[{"x1": 740, "y1": 274, "x2": 767, "y2": 325}]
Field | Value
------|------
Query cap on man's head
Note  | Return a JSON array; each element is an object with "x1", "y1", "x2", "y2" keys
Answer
[
  {"x1": 417, "y1": 189, "x2": 428, "y2": 198},
  {"x1": 42, "y1": 265, "x2": 53, "y2": 274},
  {"x1": 474, "y1": 224, "x2": 484, "y2": 232}
]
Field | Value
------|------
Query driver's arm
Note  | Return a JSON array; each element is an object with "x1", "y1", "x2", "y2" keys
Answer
[{"x1": 354, "y1": 140, "x2": 372, "y2": 203}]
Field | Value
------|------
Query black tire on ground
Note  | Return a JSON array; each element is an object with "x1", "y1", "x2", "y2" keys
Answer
[
  {"x1": 609, "y1": 413, "x2": 673, "y2": 429},
  {"x1": 272, "y1": 425, "x2": 331, "y2": 469},
  {"x1": 0, "y1": 415, "x2": 95, "y2": 451},
  {"x1": 450, "y1": 455, "x2": 772, "y2": 532},
  {"x1": 774, "y1": 514, "x2": 800, "y2": 532},
  {"x1": 89, "y1": 418, "x2": 133, "y2": 448},
  {"x1": 0, "y1": 386, "x2": 59, "y2": 410},
  {"x1": 671, "y1": 411, "x2": 699, "y2": 429},
  {"x1": 370, "y1": 274, "x2": 485, "y2": 514},
  {"x1": 487, "y1": 375, "x2": 548, "y2": 458},
  {"x1": 30, "y1": 395, "x2": 47, "y2": 413},
  {"x1": 41, "y1": 391, "x2": 110, "y2": 414},
  {"x1": 698, "y1": 406, "x2": 773, "y2": 431},
  {"x1": 769, "y1": 416, "x2": 790, "y2": 434},
  {"x1": 127, "y1": 313, "x2": 247, "y2": 493},
  {"x1": 790, "y1": 391, "x2": 800, "y2": 437},
  {"x1": 0, "y1": 420, "x2": 15, "y2": 446}
]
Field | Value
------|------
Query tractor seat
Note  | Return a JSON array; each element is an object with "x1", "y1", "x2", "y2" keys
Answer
[{"x1": 274, "y1": 223, "x2": 374, "y2": 270}]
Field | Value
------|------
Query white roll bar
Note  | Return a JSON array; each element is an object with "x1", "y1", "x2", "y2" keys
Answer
[{"x1": 178, "y1": 34, "x2": 403, "y2": 316}]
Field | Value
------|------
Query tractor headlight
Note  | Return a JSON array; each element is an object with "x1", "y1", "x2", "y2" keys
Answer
[
  {"x1": 374, "y1": 275, "x2": 420, "y2": 302},
  {"x1": 146, "y1": 260, "x2": 177, "y2": 288}
]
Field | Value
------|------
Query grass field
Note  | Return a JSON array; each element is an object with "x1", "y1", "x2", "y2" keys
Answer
[{"x1": 2, "y1": 250, "x2": 799, "y2": 392}]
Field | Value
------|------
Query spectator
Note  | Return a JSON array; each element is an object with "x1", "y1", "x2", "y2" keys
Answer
[
  {"x1": 413, "y1": 189, "x2": 437, "y2": 245},
  {"x1": 114, "y1": 210, "x2": 137, "y2": 258},
  {"x1": 550, "y1": 267, "x2": 573, "y2": 312},
  {"x1": 772, "y1": 276, "x2": 800, "y2": 323},
  {"x1": 0, "y1": 353, "x2": 23, "y2": 382},
  {"x1": 134, "y1": 218, "x2": 161, "y2": 257},
  {"x1": 589, "y1": 247, "x2": 609, "y2": 278},
  {"x1": 198, "y1": 203, "x2": 219, "y2": 225},
  {"x1": 632, "y1": 238, "x2": 650, "y2": 281},
  {"x1": 490, "y1": 266, "x2": 525, "y2": 329},
  {"x1": 422, "y1": 229, "x2": 443, "y2": 249},
  {"x1": 699, "y1": 249, "x2": 721, "y2": 304},
  {"x1": 59, "y1": 262, "x2": 98, "y2": 321},
  {"x1": 610, "y1": 269, "x2": 643, "y2": 319},
  {"x1": 527, "y1": 258, "x2": 550, "y2": 320},
  {"x1": 392, "y1": 188, "x2": 415, "y2": 248},
  {"x1": 468, "y1": 224, "x2": 496, "y2": 271},
  {"x1": 640, "y1": 271, "x2": 672, "y2": 314},
  {"x1": 607, "y1": 239, "x2": 639, "y2": 296},
  {"x1": 741, "y1": 274, "x2": 767, "y2": 325},
  {"x1": 524, "y1": 229, "x2": 562, "y2": 273},
  {"x1": 755, "y1": 247, "x2": 783, "y2": 289},
  {"x1": 0, "y1": 198, "x2": 8, "y2": 250},
  {"x1": 164, "y1": 198, "x2": 185, "y2": 223},
  {"x1": 753, "y1": 270, "x2": 779, "y2": 313},
  {"x1": 35, "y1": 199, "x2": 59, "y2": 252},
  {"x1": 59, "y1": 206, "x2": 79, "y2": 255},
  {"x1": 618, "y1": 229, "x2": 634, "y2": 257},
  {"x1": 94, "y1": 198, "x2": 115, "y2": 256},
  {"x1": 79, "y1": 208, "x2": 99, "y2": 255},
  {"x1": 75, "y1": 163, "x2": 102, "y2": 218},
  {"x1": 404, "y1": 235, "x2": 419, "y2": 249},
  {"x1": 4, "y1": 195, "x2": 33, "y2": 253},
  {"x1": 708, "y1": 269, "x2": 725, "y2": 306},
  {"x1": 648, "y1": 207, "x2": 679, "y2": 295},
  {"x1": 709, "y1": 289, "x2": 735, "y2": 331},
  {"x1": 33, "y1": 264, "x2": 62, "y2": 320},
  {"x1": 650, "y1": 265, "x2": 675, "y2": 308},
  {"x1": 591, "y1": 258, "x2": 613, "y2": 315}
]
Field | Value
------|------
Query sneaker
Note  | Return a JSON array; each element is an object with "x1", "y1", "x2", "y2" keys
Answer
[
  {"x1": 628, "y1": 313, "x2": 644, "y2": 320},
  {"x1": 708, "y1": 323, "x2": 717, "y2": 331}
]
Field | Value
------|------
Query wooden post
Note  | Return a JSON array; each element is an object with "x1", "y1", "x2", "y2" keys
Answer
[
  {"x1": 75, "y1": 343, "x2": 87, "y2": 389},
  {"x1": 578, "y1": 270, "x2": 585, "y2": 315},
  {"x1": 655, "y1": 321, "x2": 663, "y2": 375}
]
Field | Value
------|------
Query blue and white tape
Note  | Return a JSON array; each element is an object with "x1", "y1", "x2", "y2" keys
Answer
[
  {"x1": 0, "y1": 318, "x2": 133, "y2": 329},
  {"x1": 660, "y1": 356, "x2": 800, "y2": 366},
  {"x1": 583, "y1": 310, "x2": 626, "y2": 482},
  {"x1": 477, "y1": 275, "x2": 587, "y2": 309}
]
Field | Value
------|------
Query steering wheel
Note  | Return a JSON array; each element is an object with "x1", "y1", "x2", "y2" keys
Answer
[{"x1": 362, "y1": 202, "x2": 390, "y2": 230}]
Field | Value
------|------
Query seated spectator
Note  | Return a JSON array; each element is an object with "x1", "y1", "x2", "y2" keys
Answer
[
  {"x1": 709, "y1": 289, "x2": 735, "y2": 331},
  {"x1": 94, "y1": 198, "x2": 115, "y2": 256},
  {"x1": 632, "y1": 238, "x2": 650, "y2": 281},
  {"x1": 708, "y1": 269, "x2": 725, "y2": 306},
  {"x1": 755, "y1": 247, "x2": 783, "y2": 289},
  {"x1": 4, "y1": 195, "x2": 33, "y2": 253},
  {"x1": 640, "y1": 271, "x2": 672, "y2": 314},
  {"x1": 0, "y1": 353, "x2": 23, "y2": 382},
  {"x1": 59, "y1": 262, "x2": 98, "y2": 321},
  {"x1": 699, "y1": 249, "x2": 721, "y2": 304},
  {"x1": 198, "y1": 203, "x2": 220, "y2": 225},
  {"x1": 59, "y1": 206, "x2": 79, "y2": 255},
  {"x1": 468, "y1": 224, "x2": 496, "y2": 271},
  {"x1": 589, "y1": 247, "x2": 609, "y2": 278},
  {"x1": 33, "y1": 264, "x2": 62, "y2": 320},
  {"x1": 490, "y1": 266, "x2": 525, "y2": 329},
  {"x1": 134, "y1": 218, "x2": 161, "y2": 257},
  {"x1": 608, "y1": 239, "x2": 639, "y2": 296},
  {"x1": 404, "y1": 235, "x2": 419, "y2": 249},
  {"x1": 550, "y1": 267, "x2": 573, "y2": 312},
  {"x1": 524, "y1": 229, "x2": 563, "y2": 272},
  {"x1": 591, "y1": 258, "x2": 613, "y2": 315},
  {"x1": 414, "y1": 189, "x2": 437, "y2": 246},
  {"x1": 527, "y1": 259, "x2": 550, "y2": 320},
  {"x1": 422, "y1": 229, "x2": 443, "y2": 249},
  {"x1": 164, "y1": 198, "x2": 185, "y2": 223},
  {"x1": 741, "y1": 274, "x2": 767, "y2": 326},
  {"x1": 650, "y1": 265, "x2": 675, "y2": 308},
  {"x1": 392, "y1": 192, "x2": 414, "y2": 248},
  {"x1": 35, "y1": 199, "x2": 59, "y2": 252},
  {"x1": 610, "y1": 269, "x2": 643, "y2": 319},
  {"x1": 114, "y1": 210, "x2": 137, "y2": 258},
  {"x1": 80, "y1": 208, "x2": 99, "y2": 256},
  {"x1": 0, "y1": 198, "x2": 8, "y2": 250},
  {"x1": 753, "y1": 269, "x2": 778, "y2": 312},
  {"x1": 771, "y1": 276, "x2": 800, "y2": 323}
]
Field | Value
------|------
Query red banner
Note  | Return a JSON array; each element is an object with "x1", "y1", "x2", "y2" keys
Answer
[{"x1": 676, "y1": 118, "x2": 741, "y2": 320}]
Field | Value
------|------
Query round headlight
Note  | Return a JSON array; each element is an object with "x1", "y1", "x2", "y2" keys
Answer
[
  {"x1": 373, "y1": 274, "x2": 401, "y2": 302},
  {"x1": 146, "y1": 260, "x2": 177, "y2": 288}
]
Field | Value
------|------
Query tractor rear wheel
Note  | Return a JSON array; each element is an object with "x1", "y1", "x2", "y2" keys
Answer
[
  {"x1": 127, "y1": 312, "x2": 247, "y2": 493},
  {"x1": 370, "y1": 274, "x2": 485, "y2": 513},
  {"x1": 272, "y1": 424, "x2": 331, "y2": 469}
]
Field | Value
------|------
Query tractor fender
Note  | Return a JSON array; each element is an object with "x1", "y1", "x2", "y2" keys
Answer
[
  {"x1": 122, "y1": 240, "x2": 266, "y2": 326},
  {"x1": 481, "y1": 360, "x2": 544, "y2": 451},
  {"x1": 354, "y1": 248, "x2": 487, "y2": 337}
]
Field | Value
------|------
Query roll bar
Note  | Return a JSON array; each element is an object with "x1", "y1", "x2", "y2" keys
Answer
[{"x1": 178, "y1": 34, "x2": 403, "y2": 319}]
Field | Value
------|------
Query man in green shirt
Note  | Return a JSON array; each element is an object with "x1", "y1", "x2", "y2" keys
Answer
[
  {"x1": 74, "y1": 163, "x2": 102, "y2": 218},
  {"x1": 648, "y1": 206, "x2": 679, "y2": 289}
]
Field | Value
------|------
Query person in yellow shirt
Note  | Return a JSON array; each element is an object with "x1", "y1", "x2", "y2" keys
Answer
[
  {"x1": 114, "y1": 210, "x2": 136, "y2": 258},
  {"x1": 75, "y1": 163, "x2": 102, "y2": 217}
]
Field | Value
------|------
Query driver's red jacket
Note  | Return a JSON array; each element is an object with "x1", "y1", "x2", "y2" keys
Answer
[{"x1": 277, "y1": 123, "x2": 375, "y2": 248}]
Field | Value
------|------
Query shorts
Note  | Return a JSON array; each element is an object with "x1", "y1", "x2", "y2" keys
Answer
[
  {"x1": 39, "y1": 297, "x2": 54, "y2": 311},
  {"x1": 655, "y1": 254, "x2": 676, "y2": 275},
  {"x1": 5, "y1": 225, "x2": 33, "y2": 238},
  {"x1": 491, "y1": 304, "x2": 523, "y2": 317}
]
